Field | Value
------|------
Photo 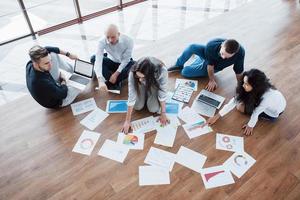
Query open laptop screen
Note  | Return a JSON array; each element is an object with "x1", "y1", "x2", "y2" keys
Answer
[{"x1": 74, "y1": 59, "x2": 94, "y2": 78}]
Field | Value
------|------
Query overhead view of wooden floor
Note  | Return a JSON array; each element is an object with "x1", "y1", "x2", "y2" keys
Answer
[{"x1": 0, "y1": 0, "x2": 300, "y2": 199}]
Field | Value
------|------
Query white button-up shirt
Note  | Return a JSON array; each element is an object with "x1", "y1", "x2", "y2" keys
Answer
[{"x1": 94, "y1": 34, "x2": 133, "y2": 81}]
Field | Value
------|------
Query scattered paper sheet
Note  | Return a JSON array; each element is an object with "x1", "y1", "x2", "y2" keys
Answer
[
  {"x1": 106, "y1": 100, "x2": 128, "y2": 113},
  {"x1": 216, "y1": 133, "x2": 244, "y2": 152},
  {"x1": 182, "y1": 120, "x2": 213, "y2": 139},
  {"x1": 200, "y1": 165, "x2": 235, "y2": 189},
  {"x1": 154, "y1": 115, "x2": 180, "y2": 147},
  {"x1": 178, "y1": 106, "x2": 205, "y2": 124},
  {"x1": 223, "y1": 151, "x2": 256, "y2": 178},
  {"x1": 144, "y1": 147, "x2": 176, "y2": 172},
  {"x1": 154, "y1": 115, "x2": 181, "y2": 127},
  {"x1": 116, "y1": 132, "x2": 144, "y2": 150},
  {"x1": 71, "y1": 98, "x2": 97, "y2": 116},
  {"x1": 72, "y1": 130, "x2": 101, "y2": 155},
  {"x1": 175, "y1": 78, "x2": 198, "y2": 91},
  {"x1": 80, "y1": 108, "x2": 109, "y2": 130},
  {"x1": 154, "y1": 124, "x2": 177, "y2": 147},
  {"x1": 131, "y1": 116, "x2": 156, "y2": 134},
  {"x1": 139, "y1": 166, "x2": 170, "y2": 186},
  {"x1": 191, "y1": 99, "x2": 216, "y2": 117},
  {"x1": 98, "y1": 139, "x2": 129, "y2": 163},
  {"x1": 172, "y1": 84, "x2": 194, "y2": 103},
  {"x1": 175, "y1": 146, "x2": 207, "y2": 173}
]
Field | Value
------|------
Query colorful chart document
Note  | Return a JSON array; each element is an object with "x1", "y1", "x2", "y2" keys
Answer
[
  {"x1": 71, "y1": 98, "x2": 97, "y2": 116},
  {"x1": 72, "y1": 130, "x2": 101, "y2": 155},
  {"x1": 182, "y1": 120, "x2": 213, "y2": 139},
  {"x1": 80, "y1": 108, "x2": 109, "y2": 130},
  {"x1": 116, "y1": 132, "x2": 144, "y2": 150},
  {"x1": 200, "y1": 165, "x2": 235, "y2": 189},
  {"x1": 175, "y1": 78, "x2": 198, "y2": 91}
]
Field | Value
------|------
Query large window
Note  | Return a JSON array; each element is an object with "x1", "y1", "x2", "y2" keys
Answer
[
  {"x1": 0, "y1": 0, "x2": 31, "y2": 43},
  {"x1": 0, "y1": 0, "x2": 144, "y2": 45}
]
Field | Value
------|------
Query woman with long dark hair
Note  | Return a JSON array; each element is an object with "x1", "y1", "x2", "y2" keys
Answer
[
  {"x1": 122, "y1": 57, "x2": 169, "y2": 134},
  {"x1": 206, "y1": 69, "x2": 286, "y2": 135}
]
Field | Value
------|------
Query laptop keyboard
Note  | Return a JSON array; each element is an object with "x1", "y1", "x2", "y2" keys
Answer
[{"x1": 69, "y1": 74, "x2": 90, "y2": 85}]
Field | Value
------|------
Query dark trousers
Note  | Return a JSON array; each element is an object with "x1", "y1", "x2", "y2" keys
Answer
[{"x1": 90, "y1": 54, "x2": 135, "y2": 85}]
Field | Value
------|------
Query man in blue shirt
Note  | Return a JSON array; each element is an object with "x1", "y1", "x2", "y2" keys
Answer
[
  {"x1": 26, "y1": 46, "x2": 80, "y2": 108},
  {"x1": 168, "y1": 38, "x2": 245, "y2": 91}
]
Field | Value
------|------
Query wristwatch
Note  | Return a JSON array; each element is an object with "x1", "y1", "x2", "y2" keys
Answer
[{"x1": 66, "y1": 52, "x2": 70, "y2": 57}]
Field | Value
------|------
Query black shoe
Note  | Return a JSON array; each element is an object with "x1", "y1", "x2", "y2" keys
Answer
[
  {"x1": 105, "y1": 81, "x2": 121, "y2": 94},
  {"x1": 168, "y1": 65, "x2": 183, "y2": 72}
]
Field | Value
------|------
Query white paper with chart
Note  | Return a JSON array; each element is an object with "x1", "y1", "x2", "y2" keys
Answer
[
  {"x1": 72, "y1": 130, "x2": 101, "y2": 155},
  {"x1": 200, "y1": 165, "x2": 235, "y2": 189},
  {"x1": 131, "y1": 116, "x2": 156, "y2": 134},
  {"x1": 80, "y1": 108, "x2": 109, "y2": 130},
  {"x1": 71, "y1": 98, "x2": 97, "y2": 116},
  {"x1": 216, "y1": 133, "x2": 244, "y2": 152},
  {"x1": 223, "y1": 151, "x2": 256, "y2": 178},
  {"x1": 116, "y1": 132, "x2": 144, "y2": 150},
  {"x1": 182, "y1": 120, "x2": 213, "y2": 139}
]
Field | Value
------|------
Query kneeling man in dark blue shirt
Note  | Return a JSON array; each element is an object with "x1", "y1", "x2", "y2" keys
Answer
[
  {"x1": 168, "y1": 38, "x2": 245, "y2": 92},
  {"x1": 26, "y1": 45, "x2": 80, "y2": 108}
]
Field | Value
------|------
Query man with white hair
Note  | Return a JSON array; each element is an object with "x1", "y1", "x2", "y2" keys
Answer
[{"x1": 91, "y1": 24, "x2": 134, "y2": 92}]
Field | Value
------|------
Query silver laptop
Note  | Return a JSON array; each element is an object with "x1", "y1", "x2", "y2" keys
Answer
[
  {"x1": 197, "y1": 89, "x2": 225, "y2": 109},
  {"x1": 68, "y1": 59, "x2": 94, "y2": 90}
]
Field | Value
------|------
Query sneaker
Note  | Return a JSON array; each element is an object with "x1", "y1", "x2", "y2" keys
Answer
[{"x1": 168, "y1": 65, "x2": 183, "y2": 72}]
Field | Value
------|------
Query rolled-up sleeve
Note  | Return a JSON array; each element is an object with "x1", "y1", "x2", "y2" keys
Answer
[
  {"x1": 248, "y1": 103, "x2": 266, "y2": 127},
  {"x1": 158, "y1": 67, "x2": 168, "y2": 102},
  {"x1": 219, "y1": 97, "x2": 237, "y2": 117},
  {"x1": 127, "y1": 72, "x2": 137, "y2": 106},
  {"x1": 117, "y1": 38, "x2": 133, "y2": 73}
]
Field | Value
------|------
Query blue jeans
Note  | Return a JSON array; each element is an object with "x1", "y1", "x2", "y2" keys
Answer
[{"x1": 176, "y1": 44, "x2": 218, "y2": 78}]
